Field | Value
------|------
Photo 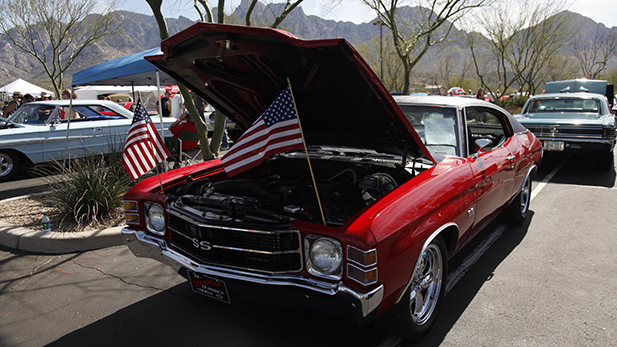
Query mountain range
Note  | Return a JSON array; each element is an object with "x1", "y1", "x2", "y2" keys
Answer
[{"x1": 0, "y1": 1, "x2": 614, "y2": 91}]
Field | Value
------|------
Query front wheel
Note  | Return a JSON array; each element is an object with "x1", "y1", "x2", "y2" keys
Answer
[
  {"x1": 376, "y1": 236, "x2": 447, "y2": 340},
  {"x1": 0, "y1": 151, "x2": 20, "y2": 181}
]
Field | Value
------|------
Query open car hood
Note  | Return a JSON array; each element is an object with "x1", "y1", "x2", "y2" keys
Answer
[{"x1": 146, "y1": 23, "x2": 433, "y2": 161}]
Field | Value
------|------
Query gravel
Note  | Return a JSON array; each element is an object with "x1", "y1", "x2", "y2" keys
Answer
[{"x1": 0, "y1": 194, "x2": 125, "y2": 233}]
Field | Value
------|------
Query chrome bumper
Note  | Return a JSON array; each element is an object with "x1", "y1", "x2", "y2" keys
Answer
[{"x1": 122, "y1": 228, "x2": 384, "y2": 325}]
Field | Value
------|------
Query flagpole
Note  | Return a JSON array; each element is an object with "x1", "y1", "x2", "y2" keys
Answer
[
  {"x1": 286, "y1": 78, "x2": 326, "y2": 225},
  {"x1": 141, "y1": 98, "x2": 165, "y2": 195}
]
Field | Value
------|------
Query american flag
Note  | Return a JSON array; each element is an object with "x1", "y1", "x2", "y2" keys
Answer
[
  {"x1": 122, "y1": 100, "x2": 170, "y2": 180},
  {"x1": 221, "y1": 87, "x2": 304, "y2": 176}
]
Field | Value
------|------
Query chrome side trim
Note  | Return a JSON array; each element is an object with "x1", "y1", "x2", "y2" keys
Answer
[
  {"x1": 394, "y1": 222, "x2": 459, "y2": 304},
  {"x1": 122, "y1": 228, "x2": 384, "y2": 318},
  {"x1": 535, "y1": 137, "x2": 613, "y2": 144}
]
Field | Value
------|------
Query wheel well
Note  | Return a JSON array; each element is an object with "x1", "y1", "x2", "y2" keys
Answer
[
  {"x1": 439, "y1": 225, "x2": 459, "y2": 256},
  {"x1": 0, "y1": 149, "x2": 34, "y2": 168}
]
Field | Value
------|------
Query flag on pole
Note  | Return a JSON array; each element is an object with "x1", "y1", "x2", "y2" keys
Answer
[
  {"x1": 122, "y1": 100, "x2": 171, "y2": 180},
  {"x1": 221, "y1": 87, "x2": 304, "y2": 176}
]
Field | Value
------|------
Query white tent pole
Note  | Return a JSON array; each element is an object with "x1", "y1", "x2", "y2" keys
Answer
[{"x1": 62, "y1": 86, "x2": 75, "y2": 169}]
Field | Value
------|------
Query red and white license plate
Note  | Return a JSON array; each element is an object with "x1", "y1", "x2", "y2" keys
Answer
[
  {"x1": 544, "y1": 140, "x2": 564, "y2": 151},
  {"x1": 187, "y1": 271, "x2": 231, "y2": 304}
]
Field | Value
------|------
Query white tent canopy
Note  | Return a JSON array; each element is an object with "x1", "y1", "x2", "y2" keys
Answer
[
  {"x1": 0, "y1": 78, "x2": 55, "y2": 98},
  {"x1": 74, "y1": 85, "x2": 161, "y2": 100}
]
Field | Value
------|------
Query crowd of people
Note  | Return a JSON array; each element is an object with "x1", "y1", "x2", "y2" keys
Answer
[{"x1": 0, "y1": 89, "x2": 77, "y2": 118}]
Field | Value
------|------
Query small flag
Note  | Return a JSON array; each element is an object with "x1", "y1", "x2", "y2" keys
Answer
[
  {"x1": 122, "y1": 100, "x2": 170, "y2": 180},
  {"x1": 221, "y1": 87, "x2": 304, "y2": 176}
]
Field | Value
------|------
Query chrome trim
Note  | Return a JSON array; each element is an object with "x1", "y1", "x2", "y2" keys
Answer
[
  {"x1": 122, "y1": 228, "x2": 383, "y2": 318},
  {"x1": 305, "y1": 235, "x2": 343, "y2": 280},
  {"x1": 167, "y1": 208, "x2": 304, "y2": 274},
  {"x1": 346, "y1": 245, "x2": 378, "y2": 267},
  {"x1": 536, "y1": 137, "x2": 614, "y2": 144},
  {"x1": 144, "y1": 201, "x2": 166, "y2": 236},
  {"x1": 123, "y1": 200, "x2": 139, "y2": 212},
  {"x1": 395, "y1": 222, "x2": 459, "y2": 304},
  {"x1": 346, "y1": 263, "x2": 378, "y2": 286},
  {"x1": 169, "y1": 208, "x2": 298, "y2": 236},
  {"x1": 170, "y1": 230, "x2": 300, "y2": 255}
]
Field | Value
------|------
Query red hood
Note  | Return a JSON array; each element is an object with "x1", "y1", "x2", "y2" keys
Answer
[{"x1": 146, "y1": 22, "x2": 433, "y2": 161}]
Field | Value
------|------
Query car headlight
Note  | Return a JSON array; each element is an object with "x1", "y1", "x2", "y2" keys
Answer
[
  {"x1": 306, "y1": 236, "x2": 343, "y2": 280},
  {"x1": 144, "y1": 202, "x2": 166, "y2": 235}
]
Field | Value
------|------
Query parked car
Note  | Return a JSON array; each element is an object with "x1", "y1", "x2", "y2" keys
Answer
[
  {"x1": 0, "y1": 100, "x2": 174, "y2": 180},
  {"x1": 122, "y1": 23, "x2": 543, "y2": 340},
  {"x1": 515, "y1": 79, "x2": 616, "y2": 169}
]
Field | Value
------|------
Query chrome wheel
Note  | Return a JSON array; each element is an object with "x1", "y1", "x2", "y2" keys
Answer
[
  {"x1": 0, "y1": 152, "x2": 14, "y2": 178},
  {"x1": 409, "y1": 243, "x2": 444, "y2": 325},
  {"x1": 519, "y1": 175, "x2": 531, "y2": 214}
]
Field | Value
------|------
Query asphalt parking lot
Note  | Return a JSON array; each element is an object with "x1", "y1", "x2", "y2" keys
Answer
[{"x1": 0, "y1": 153, "x2": 615, "y2": 347}]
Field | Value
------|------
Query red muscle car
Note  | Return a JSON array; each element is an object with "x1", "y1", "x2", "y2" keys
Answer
[{"x1": 122, "y1": 23, "x2": 542, "y2": 340}]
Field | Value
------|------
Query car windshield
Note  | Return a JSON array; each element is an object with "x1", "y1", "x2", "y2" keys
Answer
[
  {"x1": 6, "y1": 104, "x2": 127, "y2": 124},
  {"x1": 7, "y1": 104, "x2": 58, "y2": 124},
  {"x1": 526, "y1": 98, "x2": 602, "y2": 118},
  {"x1": 399, "y1": 105, "x2": 460, "y2": 158}
]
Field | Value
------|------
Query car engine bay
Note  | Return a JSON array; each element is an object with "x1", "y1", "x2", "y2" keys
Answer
[{"x1": 167, "y1": 149, "x2": 430, "y2": 227}]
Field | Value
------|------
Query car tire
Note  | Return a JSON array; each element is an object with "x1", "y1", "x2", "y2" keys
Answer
[
  {"x1": 500, "y1": 173, "x2": 532, "y2": 225},
  {"x1": 375, "y1": 236, "x2": 447, "y2": 340},
  {"x1": 0, "y1": 151, "x2": 19, "y2": 182},
  {"x1": 596, "y1": 151, "x2": 614, "y2": 170}
]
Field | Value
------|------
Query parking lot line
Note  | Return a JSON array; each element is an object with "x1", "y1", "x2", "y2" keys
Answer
[{"x1": 530, "y1": 156, "x2": 569, "y2": 203}]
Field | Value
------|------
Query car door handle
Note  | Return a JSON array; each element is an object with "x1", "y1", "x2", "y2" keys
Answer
[{"x1": 506, "y1": 155, "x2": 516, "y2": 161}]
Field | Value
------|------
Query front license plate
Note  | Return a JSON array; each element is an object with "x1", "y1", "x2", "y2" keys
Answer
[
  {"x1": 187, "y1": 271, "x2": 231, "y2": 304},
  {"x1": 544, "y1": 140, "x2": 564, "y2": 151}
]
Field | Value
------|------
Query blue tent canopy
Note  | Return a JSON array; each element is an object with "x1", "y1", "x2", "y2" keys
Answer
[{"x1": 72, "y1": 47, "x2": 175, "y2": 86}]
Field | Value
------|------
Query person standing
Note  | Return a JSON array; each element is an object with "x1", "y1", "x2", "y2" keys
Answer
[
  {"x1": 476, "y1": 88, "x2": 484, "y2": 100},
  {"x1": 2, "y1": 91, "x2": 23, "y2": 118},
  {"x1": 60, "y1": 89, "x2": 78, "y2": 119},
  {"x1": 156, "y1": 90, "x2": 172, "y2": 117},
  {"x1": 169, "y1": 111, "x2": 199, "y2": 150}
]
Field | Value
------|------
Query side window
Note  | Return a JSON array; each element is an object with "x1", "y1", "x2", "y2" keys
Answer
[{"x1": 465, "y1": 108, "x2": 510, "y2": 155}]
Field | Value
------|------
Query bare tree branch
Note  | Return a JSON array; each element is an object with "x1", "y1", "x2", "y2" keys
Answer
[
  {"x1": 0, "y1": 0, "x2": 123, "y2": 96},
  {"x1": 574, "y1": 24, "x2": 617, "y2": 79},
  {"x1": 361, "y1": 0, "x2": 486, "y2": 94}
]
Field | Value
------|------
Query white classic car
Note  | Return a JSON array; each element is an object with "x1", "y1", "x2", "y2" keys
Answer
[{"x1": 0, "y1": 100, "x2": 175, "y2": 181}]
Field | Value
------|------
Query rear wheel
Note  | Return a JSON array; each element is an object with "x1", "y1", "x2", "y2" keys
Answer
[
  {"x1": 500, "y1": 173, "x2": 531, "y2": 225},
  {"x1": 376, "y1": 236, "x2": 447, "y2": 340},
  {"x1": 0, "y1": 151, "x2": 19, "y2": 181}
]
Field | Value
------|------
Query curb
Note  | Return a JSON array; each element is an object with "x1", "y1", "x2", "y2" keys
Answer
[
  {"x1": 0, "y1": 222, "x2": 124, "y2": 254},
  {"x1": 0, "y1": 193, "x2": 125, "y2": 254}
]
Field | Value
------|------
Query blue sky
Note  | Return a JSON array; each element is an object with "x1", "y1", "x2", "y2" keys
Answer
[{"x1": 119, "y1": 0, "x2": 617, "y2": 28}]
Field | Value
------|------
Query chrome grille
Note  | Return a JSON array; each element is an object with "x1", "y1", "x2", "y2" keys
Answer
[
  {"x1": 525, "y1": 125, "x2": 603, "y2": 139},
  {"x1": 168, "y1": 213, "x2": 303, "y2": 273}
]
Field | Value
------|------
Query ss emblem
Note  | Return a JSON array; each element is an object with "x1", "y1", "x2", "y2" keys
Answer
[{"x1": 192, "y1": 238, "x2": 212, "y2": 251}]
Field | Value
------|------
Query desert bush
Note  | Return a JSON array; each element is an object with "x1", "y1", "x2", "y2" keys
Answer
[{"x1": 38, "y1": 150, "x2": 133, "y2": 230}]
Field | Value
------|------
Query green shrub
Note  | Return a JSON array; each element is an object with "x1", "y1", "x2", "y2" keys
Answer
[{"x1": 38, "y1": 150, "x2": 133, "y2": 230}]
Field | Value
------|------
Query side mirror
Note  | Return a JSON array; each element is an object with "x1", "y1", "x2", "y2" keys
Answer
[{"x1": 472, "y1": 138, "x2": 493, "y2": 158}]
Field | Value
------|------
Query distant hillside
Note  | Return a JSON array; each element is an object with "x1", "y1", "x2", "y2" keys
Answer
[{"x1": 0, "y1": 4, "x2": 614, "y2": 91}]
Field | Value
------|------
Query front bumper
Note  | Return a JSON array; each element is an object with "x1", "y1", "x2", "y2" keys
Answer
[{"x1": 122, "y1": 228, "x2": 383, "y2": 326}]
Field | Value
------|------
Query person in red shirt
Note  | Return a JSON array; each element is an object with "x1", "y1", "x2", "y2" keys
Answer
[{"x1": 169, "y1": 111, "x2": 199, "y2": 150}]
